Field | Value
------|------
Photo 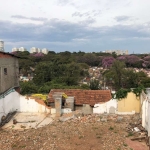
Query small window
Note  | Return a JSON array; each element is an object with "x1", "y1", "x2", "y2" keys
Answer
[{"x1": 4, "y1": 68, "x2": 7, "y2": 75}]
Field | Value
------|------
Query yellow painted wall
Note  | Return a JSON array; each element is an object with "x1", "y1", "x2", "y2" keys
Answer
[{"x1": 118, "y1": 92, "x2": 141, "y2": 113}]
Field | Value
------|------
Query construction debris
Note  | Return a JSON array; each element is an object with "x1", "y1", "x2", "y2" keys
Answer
[
  {"x1": 0, "y1": 111, "x2": 17, "y2": 127},
  {"x1": 126, "y1": 114, "x2": 149, "y2": 146},
  {"x1": 0, "y1": 113, "x2": 148, "y2": 150}
]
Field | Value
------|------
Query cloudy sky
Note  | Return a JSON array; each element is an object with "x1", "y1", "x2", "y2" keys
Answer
[{"x1": 0, "y1": 0, "x2": 150, "y2": 53}]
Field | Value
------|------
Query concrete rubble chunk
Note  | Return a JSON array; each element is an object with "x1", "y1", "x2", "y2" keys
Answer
[
  {"x1": 101, "y1": 117, "x2": 107, "y2": 122},
  {"x1": 134, "y1": 127, "x2": 140, "y2": 132},
  {"x1": 59, "y1": 115, "x2": 75, "y2": 122},
  {"x1": 116, "y1": 116, "x2": 123, "y2": 122},
  {"x1": 73, "y1": 110, "x2": 83, "y2": 118}
]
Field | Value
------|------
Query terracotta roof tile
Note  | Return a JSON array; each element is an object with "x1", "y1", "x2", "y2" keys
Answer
[
  {"x1": 48, "y1": 89, "x2": 112, "y2": 106},
  {"x1": 0, "y1": 51, "x2": 20, "y2": 58}
]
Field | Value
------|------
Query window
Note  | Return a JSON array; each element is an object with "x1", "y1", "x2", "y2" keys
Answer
[{"x1": 4, "y1": 68, "x2": 7, "y2": 75}]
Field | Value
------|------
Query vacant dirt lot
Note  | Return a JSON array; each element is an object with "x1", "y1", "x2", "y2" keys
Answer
[{"x1": 0, "y1": 114, "x2": 148, "y2": 150}]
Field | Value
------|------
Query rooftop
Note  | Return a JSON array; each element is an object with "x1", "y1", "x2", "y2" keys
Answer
[
  {"x1": 49, "y1": 89, "x2": 112, "y2": 106},
  {"x1": 0, "y1": 51, "x2": 20, "y2": 58}
]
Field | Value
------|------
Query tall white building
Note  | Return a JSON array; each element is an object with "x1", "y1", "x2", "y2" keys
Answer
[
  {"x1": 30, "y1": 47, "x2": 38, "y2": 53},
  {"x1": 0, "y1": 40, "x2": 4, "y2": 52},
  {"x1": 105, "y1": 50, "x2": 128, "y2": 55},
  {"x1": 41, "y1": 48, "x2": 48, "y2": 54},
  {"x1": 19, "y1": 47, "x2": 27, "y2": 52},
  {"x1": 37, "y1": 48, "x2": 41, "y2": 53},
  {"x1": 12, "y1": 47, "x2": 19, "y2": 52}
]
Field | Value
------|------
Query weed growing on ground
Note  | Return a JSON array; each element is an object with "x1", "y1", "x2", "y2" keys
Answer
[
  {"x1": 109, "y1": 126, "x2": 114, "y2": 130},
  {"x1": 123, "y1": 143, "x2": 128, "y2": 147},
  {"x1": 79, "y1": 135, "x2": 83, "y2": 139},
  {"x1": 127, "y1": 132, "x2": 133, "y2": 137}
]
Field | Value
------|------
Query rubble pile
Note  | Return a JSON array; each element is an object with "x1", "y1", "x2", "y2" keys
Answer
[
  {"x1": 0, "y1": 113, "x2": 147, "y2": 150},
  {"x1": 126, "y1": 114, "x2": 148, "y2": 145}
]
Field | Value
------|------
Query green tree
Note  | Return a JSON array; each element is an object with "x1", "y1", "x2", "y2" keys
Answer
[
  {"x1": 112, "y1": 52, "x2": 117, "y2": 58},
  {"x1": 33, "y1": 62, "x2": 55, "y2": 85},
  {"x1": 141, "y1": 77, "x2": 150, "y2": 87},
  {"x1": 19, "y1": 59, "x2": 35, "y2": 76},
  {"x1": 104, "y1": 60, "x2": 126, "y2": 90},
  {"x1": 137, "y1": 71, "x2": 147, "y2": 84},
  {"x1": 77, "y1": 53, "x2": 100, "y2": 66},
  {"x1": 123, "y1": 69, "x2": 138, "y2": 88},
  {"x1": 104, "y1": 60, "x2": 149, "y2": 90},
  {"x1": 62, "y1": 63, "x2": 82, "y2": 86},
  {"x1": 20, "y1": 81, "x2": 38, "y2": 95},
  {"x1": 90, "y1": 79, "x2": 100, "y2": 90}
]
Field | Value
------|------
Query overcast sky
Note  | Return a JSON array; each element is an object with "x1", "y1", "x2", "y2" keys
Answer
[{"x1": 0, "y1": 0, "x2": 150, "y2": 54}]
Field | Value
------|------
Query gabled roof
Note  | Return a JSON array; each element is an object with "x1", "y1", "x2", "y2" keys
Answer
[
  {"x1": 0, "y1": 51, "x2": 20, "y2": 58},
  {"x1": 49, "y1": 89, "x2": 112, "y2": 106}
]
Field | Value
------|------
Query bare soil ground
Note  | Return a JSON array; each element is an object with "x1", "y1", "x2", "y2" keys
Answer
[{"x1": 0, "y1": 114, "x2": 148, "y2": 150}]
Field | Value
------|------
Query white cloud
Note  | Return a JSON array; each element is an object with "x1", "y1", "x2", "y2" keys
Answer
[
  {"x1": 1, "y1": 0, "x2": 150, "y2": 53},
  {"x1": 0, "y1": 0, "x2": 150, "y2": 26}
]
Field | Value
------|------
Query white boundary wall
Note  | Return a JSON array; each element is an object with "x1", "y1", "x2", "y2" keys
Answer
[
  {"x1": 142, "y1": 89, "x2": 150, "y2": 136},
  {"x1": 93, "y1": 99, "x2": 117, "y2": 114},
  {"x1": 93, "y1": 99, "x2": 136, "y2": 115},
  {"x1": 0, "y1": 90, "x2": 51, "y2": 122},
  {"x1": 0, "y1": 90, "x2": 19, "y2": 121},
  {"x1": 19, "y1": 95, "x2": 50, "y2": 113}
]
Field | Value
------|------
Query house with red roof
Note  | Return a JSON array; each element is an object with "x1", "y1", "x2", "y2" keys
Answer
[
  {"x1": 48, "y1": 89, "x2": 115, "y2": 114},
  {"x1": 49, "y1": 89, "x2": 112, "y2": 106}
]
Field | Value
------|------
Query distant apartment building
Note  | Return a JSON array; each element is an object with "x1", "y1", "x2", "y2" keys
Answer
[
  {"x1": 105, "y1": 50, "x2": 128, "y2": 55},
  {"x1": 11, "y1": 46, "x2": 49, "y2": 54},
  {"x1": 37, "y1": 48, "x2": 41, "y2": 53},
  {"x1": 19, "y1": 47, "x2": 27, "y2": 52},
  {"x1": 12, "y1": 47, "x2": 19, "y2": 52},
  {"x1": 30, "y1": 48, "x2": 49, "y2": 54},
  {"x1": 41, "y1": 48, "x2": 48, "y2": 54},
  {"x1": 12, "y1": 47, "x2": 27, "y2": 52},
  {"x1": 30, "y1": 47, "x2": 38, "y2": 53},
  {"x1": 0, "y1": 40, "x2": 4, "y2": 52}
]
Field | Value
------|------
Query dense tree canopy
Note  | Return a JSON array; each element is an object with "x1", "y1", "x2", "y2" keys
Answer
[
  {"x1": 104, "y1": 60, "x2": 126, "y2": 90},
  {"x1": 103, "y1": 60, "x2": 150, "y2": 90},
  {"x1": 13, "y1": 51, "x2": 150, "y2": 94}
]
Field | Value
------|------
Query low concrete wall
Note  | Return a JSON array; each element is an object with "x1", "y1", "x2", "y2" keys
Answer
[
  {"x1": 0, "y1": 90, "x2": 19, "y2": 122},
  {"x1": 93, "y1": 99, "x2": 117, "y2": 114},
  {"x1": 66, "y1": 97, "x2": 74, "y2": 111},
  {"x1": 0, "y1": 90, "x2": 51, "y2": 122},
  {"x1": 82, "y1": 104, "x2": 93, "y2": 115},
  {"x1": 142, "y1": 99, "x2": 148, "y2": 130},
  {"x1": 142, "y1": 88, "x2": 150, "y2": 136},
  {"x1": 19, "y1": 95, "x2": 51, "y2": 113}
]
